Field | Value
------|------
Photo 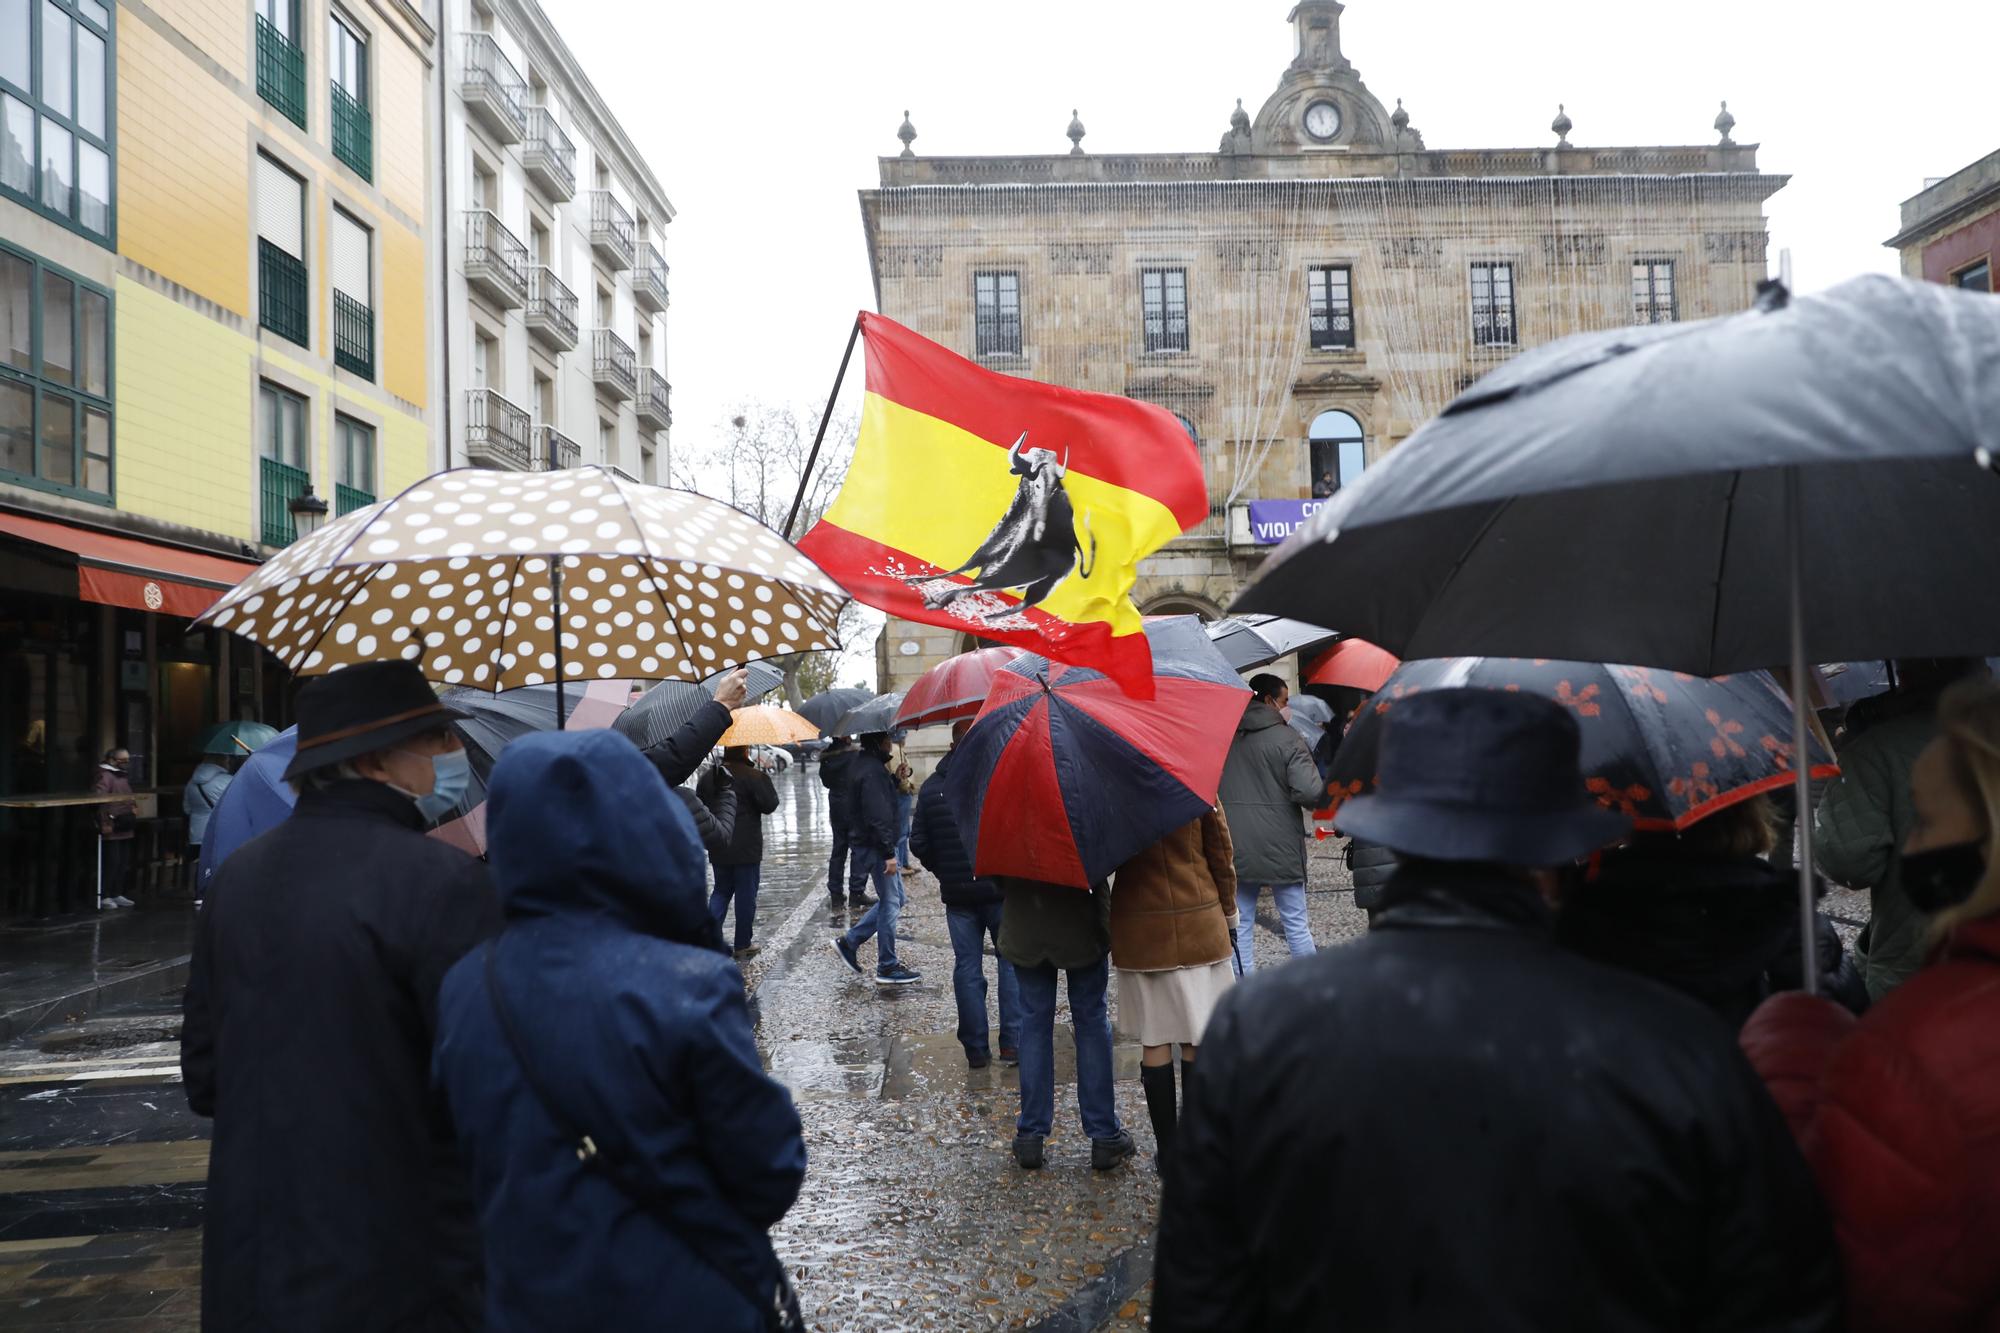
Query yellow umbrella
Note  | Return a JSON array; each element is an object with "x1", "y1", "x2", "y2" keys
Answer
[{"x1": 717, "y1": 705, "x2": 822, "y2": 747}]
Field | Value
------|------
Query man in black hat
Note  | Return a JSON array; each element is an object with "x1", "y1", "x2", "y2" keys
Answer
[
  {"x1": 181, "y1": 660, "x2": 501, "y2": 1332},
  {"x1": 1153, "y1": 687, "x2": 1838, "y2": 1333}
]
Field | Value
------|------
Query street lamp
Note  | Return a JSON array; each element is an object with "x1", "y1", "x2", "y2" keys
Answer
[{"x1": 289, "y1": 485, "x2": 329, "y2": 542}]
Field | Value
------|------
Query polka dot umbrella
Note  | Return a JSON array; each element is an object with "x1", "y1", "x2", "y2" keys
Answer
[{"x1": 194, "y1": 467, "x2": 849, "y2": 718}]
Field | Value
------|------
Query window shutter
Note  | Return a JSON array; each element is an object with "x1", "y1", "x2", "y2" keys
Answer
[
  {"x1": 256, "y1": 155, "x2": 304, "y2": 257},
  {"x1": 332, "y1": 210, "x2": 370, "y2": 303}
]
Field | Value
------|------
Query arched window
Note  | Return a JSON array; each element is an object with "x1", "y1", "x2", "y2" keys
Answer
[{"x1": 1308, "y1": 410, "x2": 1366, "y2": 498}]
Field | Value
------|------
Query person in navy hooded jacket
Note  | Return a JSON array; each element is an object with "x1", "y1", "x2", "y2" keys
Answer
[{"x1": 433, "y1": 728, "x2": 806, "y2": 1333}]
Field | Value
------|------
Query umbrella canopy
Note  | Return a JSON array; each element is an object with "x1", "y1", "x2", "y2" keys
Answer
[
  {"x1": 1286, "y1": 693, "x2": 1333, "y2": 752},
  {"x1": 194, "y1": 720, "x2": 281, "y2": 756},
  {"x1": 944, "y1": 616, "x2": 1250, "y2": 888},
  {"x1": 1304, "y1": 639, "x2": 1401, "y2": 693},
  {"x1": 196, "y1": 726, "x2": 298, "y2": 888},
  {"x1": 434, "y1": 680, "x2": 633, "y2": 847},
  {"x1": 196, "y1": 466, "x2": 848, "y2": 692},
  {"x1": 614, "y1": 662, "x2": 784, "y2": 750},
  {"x1": 798, "y1": 687, "x2": 874, "y2": 735},
  {"x1": 1206, "y1": 616, "x2": 1340, "y2": 672},
  {"x1": 718, "y1": 705, "x2": 823, "y2": 747},
  {"x1": 1233, "y1": 276, "x2": 2000, "y2": 673},
  {"x1": 1323, "y1": 660, "x2": 1838, "y2": 832},
  {"x1": 832, "y1": 691, "x2": 908, "y2": 737},
  {"x1": 896, "y1": 646, "x2": 1027, "y2": 730}
]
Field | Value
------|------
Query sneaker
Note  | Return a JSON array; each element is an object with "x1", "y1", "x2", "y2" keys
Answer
[
  {"x1": 111, "y1": 896, "x2": 135, "y2": 908},
  {"x1": 999, "y1": 1048, "x2": 1020, "y2": 1067},
  {"x1": 830, "y1": 938, "x2": 862, "y2": 976},
  {"x1": 874, "y1": 963, "x2": 921, "y2": 987},
  {"x1": 1013, "y1": 1134, "x2": 1045, "y2": 1170},
  {"x1": 966, "y1": 1050, "x2": 992, "y2": 1070},
  {"x1": 1090, "y1": 1130, "x2": 1137, "y2": 1171},
  {"x1": 99, "y1": 897, "x2": 123, "y2": 910},
  {"x1": 733, "y1": 946, "x2": 761, "y2": 962},
  {"x1": 850, "y1": 890, "x2": 877, "y2": 909}
]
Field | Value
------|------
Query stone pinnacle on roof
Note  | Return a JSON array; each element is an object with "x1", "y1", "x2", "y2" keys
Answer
[
  {"x1": 1231, "y1": 97, "x2": 1251, "y2": 135},
  {"x1": 1067, "y1": 109, "x2": 1087, "y2": 155},
  {"x1": 1551, "y1": 103, "x2": 1573, "y2": 148},
  {"x1": 1714, "y1": 100, "x2": 1736, "y2": 145},
  {"x1": 897, "y1": 110, "x2": 917, "y2": 158}
]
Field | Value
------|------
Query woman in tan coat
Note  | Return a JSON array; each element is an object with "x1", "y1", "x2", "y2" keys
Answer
[{"x1": 1110, "y1": 807, "x2": 1239, "y2": 1173}]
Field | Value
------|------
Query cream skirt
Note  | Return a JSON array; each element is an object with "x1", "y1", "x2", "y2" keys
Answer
[{"x1": 1117, "y1": 959, "x2": 1236, "y2": 1048}]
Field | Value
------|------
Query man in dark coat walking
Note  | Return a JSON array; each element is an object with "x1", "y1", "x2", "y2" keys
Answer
[
  {"x1": 910, "y1": 721, "x2": 1019, "y2": 1067},
  {"x1": 829, "y1": 732, "x2": 919, "y2": 985},
  {"x1": 818, "y1": 737, "x2": 874, "y2": 912},
  {"x1": 1154, "y1": 688, "x2": 1840, "y2": 1333},
  {"x1": 698, "y1": 744, "x2": 779, "y2": 959},
  {"x1": 180, "y1": 661, "x2": 501, "y2": 1332}
]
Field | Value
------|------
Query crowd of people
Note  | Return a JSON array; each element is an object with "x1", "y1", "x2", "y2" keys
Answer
[{"x1": 177, "y1": 652, "x2": 2000, "y2": 1330}]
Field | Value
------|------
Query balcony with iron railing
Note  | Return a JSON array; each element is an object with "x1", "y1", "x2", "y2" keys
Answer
[
  {"x1": 586, "y1": 191, "x2": 635, "y2": 270},
  {"x1": 333, "y1": 290, "x2": 373, "y2": 379},
  {"x1": 256, "y1": 14, "x2": 306, "y2": 128},
  {"x1": 636, "y1": 369, "x2": 672, "y2": 432},
  {"x1": 332, "y1": 82, "x2": 371, "y2": 180},
  {"x1": 335, "y1": 483, "x2": 375, "y2": 515},
  {"x1": 536, "y1": 424, "x2": 581, "y2": 471},
  {"x1": 633, "y1": 242, "x2": 670, "y2": 313},
  {"x1": 260, "y1": 457, "x2": 310, "y2": 547},
  {"x1": 461, "y1": 32, "x2": 525, "y2": 143},
  {"x1": 258, "y1": 239, "x2": 309, "y2": 347},
  {"x1": 465, "y1": 209, "x2": 528, "y2": 308},
  {"x1": 465, "y1": 388, "x2": 534, "y2": 470},
  {"x1": 523, "y1": 106, "x2": 576, "y2": 201},
  {"x1": 525, "y1": 266, "x2": 577, "y2": 352},
  {"x1": 591, "y1": 328, "x2": 636, "y2": 401}
]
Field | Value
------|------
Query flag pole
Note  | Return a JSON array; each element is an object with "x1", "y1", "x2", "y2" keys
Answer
[{"x1": 783, "y1": 316, "x2": 863, "y2": 540}]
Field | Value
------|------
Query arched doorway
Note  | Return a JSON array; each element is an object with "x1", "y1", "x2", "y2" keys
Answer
[
  {"x1": 1308, "y1": 409, "x2": 1366, "y2": 498},
  {"x1": 1141, "y1": 594, "x2": 1223, "y2": 622}
]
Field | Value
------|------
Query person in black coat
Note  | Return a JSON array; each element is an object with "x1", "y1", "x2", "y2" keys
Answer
[
  {"x1": 830, "y1": 733, "x2": 919, "y2": 985},
  {"x1": 697, "y1": 746, "x2": 779, "y2": 958},
  {"x1": 909, "y1": 725, "x2": 1019, "y2": 1066},
  {"x1": 1153, "y1": 688, "x2": 1839, "y2": 1333},
  {"x1": 180, "y1": 661, "x2": 503, "y2": 1332},
  {"x1": 818, "y1": 737, "x2": 874, "y2": 911}
]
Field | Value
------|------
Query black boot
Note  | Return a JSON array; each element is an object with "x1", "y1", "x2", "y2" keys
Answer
[{"x1": 1141, "y1": 1062, "x2": 1177, "y2": 1174}]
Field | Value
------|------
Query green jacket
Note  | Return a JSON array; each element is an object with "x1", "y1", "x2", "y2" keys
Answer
[
  {"x1": 1815, "y1": 707, "x2": 1936, "y2": 1000},
  {"x1": 1217, "y1": 703, "x2": 1325, "y2": 886},
  {"x1": 999, "y1": 878, "x2": 1111, "y2": 972}
]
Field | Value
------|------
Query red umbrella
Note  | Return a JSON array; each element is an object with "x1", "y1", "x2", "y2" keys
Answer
[
  {"x1": 896, "y1": 645, "x2": 1027, "y2": 730},
  {"x1": 1305, "y1": 638, "x2": 1401, "y2": 693}
]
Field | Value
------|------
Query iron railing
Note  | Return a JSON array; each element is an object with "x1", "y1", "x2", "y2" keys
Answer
[
  {"x1": 331, "y1": 82, "x2": 371, "y2": 180},
  {"x1": 335, "y1": 483, "x2": 375, "y2": 515},
  {"x1": 591, "y1": 328, "x2": 636, "y2": 400},
  {"x1": 461, "y1": 33, "x2": 525, "y2": 142},
  {"x1": 333, "y1": 290, "x2": 373, "y2": 379},
  {"x1": 465, "y1": 388, "x2": 533, "y2": 469},
  {"x1": 536, "y1": 424, "x2": 580, "y2": 471},
  {"x1": 256, "y1": 15, "x2": 306, "y2": 128},
  {"x1": 587, "y1": 191, "x2": 635, "y2": 269},
  {"x1": 526, "y1": 265, "x2": 577, "y2": 351},
  {"x1": 523, "y1": 107, "x2": 576, "y2": 200},
  {"x1": 258, "y1": 239, "x2": 309, "y2": 346},
  {"x1": 465, "y1": 209, "x2": 528, "y2": 307},
  {"x1": 636, "y1": 369, "x2": 672, "y2": 430},
  {"x1": 260, "y1": 456, "x2": 310, "y2": 547},
  {"x1": 633, "y1": 242, "x2": 670, "y2": 312}
]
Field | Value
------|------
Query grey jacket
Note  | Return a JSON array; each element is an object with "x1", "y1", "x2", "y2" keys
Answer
[
  {"x1": 1815, "y1": 706, "x2": 1937, "y2": 1000},
  {"x1": 1218, "y1": 702, "x2": 1324, "y2": 887}
]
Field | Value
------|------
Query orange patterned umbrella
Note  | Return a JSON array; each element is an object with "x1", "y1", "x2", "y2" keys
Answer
[{"x1": 717, "y1": 705, "x2": 822, "y2": 748}]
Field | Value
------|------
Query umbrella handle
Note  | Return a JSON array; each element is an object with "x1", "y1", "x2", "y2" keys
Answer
[
  {"x1": 1786, "y1": 468, "x2": 1820, "y2": 997},
  {"x1": 553, "y1": 559, "x2": 568, "y2": 729}
]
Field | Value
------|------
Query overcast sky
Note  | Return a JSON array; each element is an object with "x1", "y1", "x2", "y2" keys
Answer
[{"x1": 543, "y1": 0, "x2": 1997, "y2": 684}]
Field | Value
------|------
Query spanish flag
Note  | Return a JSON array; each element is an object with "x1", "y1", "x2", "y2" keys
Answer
[{"x1": 800, "y1": 314, "x2": 1210, "y2": 699}]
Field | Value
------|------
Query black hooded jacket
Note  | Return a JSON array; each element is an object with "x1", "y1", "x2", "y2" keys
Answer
[{"x1": 909, "y1": 752, "x2": 998, "y2": 907}]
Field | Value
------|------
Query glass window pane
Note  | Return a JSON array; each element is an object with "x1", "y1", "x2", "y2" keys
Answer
[
  {"x1": 0, "y1": 94, "x2": 30, "y2": 197},
  {"x1": 79, "y1": 286, "x2": 106, "y2": 396},
  {"x1": 78, "y1": 0, "x2": 107, "y2": 28},
  {"x1": 0, "y1": 249, "x2": 28, "y2": 372},
  {"x1": 76, "y1": 27, "x2": 103, "y2": 136},
  {"x1": 0, "y1": 0, "x2": 28, "y2": 89},
  {"x1": 281, "y1": 394, "x2": 304, "y2": 466},
  {"x1": 76, "y1": 139, "x2": 105, "y2": 234},
  {"x1": 38, "y1": 116, "x2": 70, "y2": 215},
  {"x1": 83, "y1": 404, "x2": 108, "y2": 492},
  {"x1": 40, "y1": 268, "x2": 72, "y2": 385},
  {"x1": 39, "y1": 391, "x2": 73, "y2": 484},
  {"x1": 0, "y1": 378, "x2": 29, "y2": 475},
  {"x1": 41, "y1": 3, "x2": 71, "y2": 117}
]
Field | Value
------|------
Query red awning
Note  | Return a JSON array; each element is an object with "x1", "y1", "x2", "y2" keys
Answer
[{"x1": 0, "y1": 511, "x2": 261, "y2": 618}]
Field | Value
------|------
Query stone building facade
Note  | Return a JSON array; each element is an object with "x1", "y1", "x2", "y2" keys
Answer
[
  {"x1": 1887, "y1": 147, "x2": 1998, "y2": 293},
  {"x1": 860, "y1": 1, "x2": 1787, "y2": 745}
]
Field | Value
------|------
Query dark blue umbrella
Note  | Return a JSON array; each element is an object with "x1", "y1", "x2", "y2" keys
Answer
[{"x1": 196, "y1": 727, "x2": 297, "y2": 890}]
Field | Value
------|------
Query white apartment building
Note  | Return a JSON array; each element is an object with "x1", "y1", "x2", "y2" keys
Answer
[{"x1": 436, "y1": 0, "x2": 672, "y2": 481}]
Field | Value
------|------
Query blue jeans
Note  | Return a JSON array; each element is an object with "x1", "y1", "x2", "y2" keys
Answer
[
  {"x1": 827, "y1": 827, "x2": 868, "y2": 902},
  {"x1": 1014, "y1": 955, "x2": 1120, "y2": 1141},
  {"x1": 841, "y1": 852, "x2": 903, "y2": 970},
  {"x1": 946, "y1": 902, "x2": 1020, "y2": 1059},
  {"x1": 893, "y1": 792, "x2": 915, "y2": 866},
  {"x1": 709, "y1": 862, "x2": 760, "y2": 951},
  {"x1": 1233, "y1": 882, "x2": 1316, "y2": 975}
]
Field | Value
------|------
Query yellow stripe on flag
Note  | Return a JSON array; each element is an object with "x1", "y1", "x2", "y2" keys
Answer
[{"x1": 823, "y1": 393, "x2": 1184, "y2": 633}]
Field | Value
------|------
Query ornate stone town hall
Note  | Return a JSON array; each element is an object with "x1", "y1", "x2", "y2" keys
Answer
[{"x1": 862, "y1": 1, "x2": 1785, "y2": 717}]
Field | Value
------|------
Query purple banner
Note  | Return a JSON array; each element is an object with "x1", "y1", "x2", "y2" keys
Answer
[{"x1": 1245, "y1": 498, "x2": 1328, "y2": 545}]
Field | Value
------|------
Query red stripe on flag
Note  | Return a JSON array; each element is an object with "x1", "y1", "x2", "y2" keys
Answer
[
  {"x1": 859, "y1": 313, "x2": 1208, "y2": 529},
  {"x1": 975, "y1": 693, "x2": 1090, "y2": 888},
  {"x1": 798, "y1": 520, "x2": 1157, "y2": 700}
]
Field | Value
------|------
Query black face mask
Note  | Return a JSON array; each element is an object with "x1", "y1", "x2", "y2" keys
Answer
[{"x1": 1900, "y1": 840, "x2": 1988, "y2": 914}]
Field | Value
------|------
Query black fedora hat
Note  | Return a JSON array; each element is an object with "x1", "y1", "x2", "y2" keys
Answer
[
  {"x1": 283, "y1": 661, "x2": 469, "y2": 781},
  {"x1": 1335, "y1": 687, "x2": 1629, "y2": 866}
]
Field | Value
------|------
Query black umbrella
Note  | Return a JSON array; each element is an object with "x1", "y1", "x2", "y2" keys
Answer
[
  {"x1": 1205, "y1": 615, "x2": 1340, "y2": 672},
  {"x1": 1233, "y1": 275, "x2": 2000, "y2": 993},
  {"x1": 614, "y1": 663, "x2": 784, "y2": 751},
  {"x1": 798, "y1": 687, "x2": 874, "y2": 735},
  {"x1": 831, "y1": 691, "x2": 907, "y2": 737},
  {"x1": 439, "y1": 684, "x2": 569, "y2": 817}
]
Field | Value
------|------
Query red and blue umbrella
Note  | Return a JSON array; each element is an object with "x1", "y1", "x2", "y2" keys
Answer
[{"x1": 944, "y1": 617, "x2": 1250, "y2": 888}]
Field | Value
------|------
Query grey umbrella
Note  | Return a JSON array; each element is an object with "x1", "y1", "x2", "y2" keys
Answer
[
  {"x1": 613, "y1": 662, "x2": 784, "y2": 751},
  {"x1": 1206, "y1": 615, "x2": 1341, "y2": 672},
  {"x1": 832, "y1": 691, "x2": 908, "y2": 737},
  {"x1": 798, "y1": 687, "x2": 874, "y2": 735},
  {"x1": 1233, "y1": 274, "x2": 2000, "y2": 993}
]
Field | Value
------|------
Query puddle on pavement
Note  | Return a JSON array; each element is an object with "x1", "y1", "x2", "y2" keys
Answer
[{"x1": 767, "y1": 1029, "x2": 1145, "y2": 1105}]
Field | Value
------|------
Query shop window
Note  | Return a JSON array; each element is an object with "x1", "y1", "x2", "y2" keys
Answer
[
  {"x1": 0, "y1": 0, "x2": 113, "y2": 243},
  {"x1": 0, "y1": 241, "x2": 111, "y2": 500}
]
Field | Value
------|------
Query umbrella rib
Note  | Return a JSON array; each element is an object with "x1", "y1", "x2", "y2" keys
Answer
[
  {"x1": 1703, "y1": 471, "x2": 1744, "y2": 679},
  {"x1": 483, "y1": 554, "x2": 528, "y2": 692}
]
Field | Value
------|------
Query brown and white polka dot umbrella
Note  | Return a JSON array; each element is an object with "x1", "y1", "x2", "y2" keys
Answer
[{"x1": 194, "y1": 467, "x2": 848, "y2": 695}]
